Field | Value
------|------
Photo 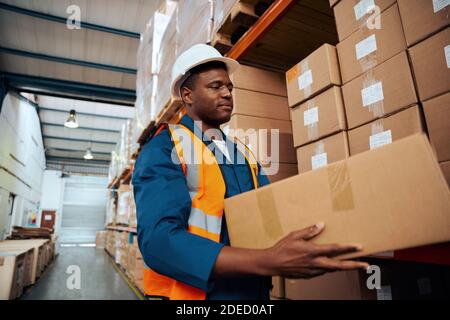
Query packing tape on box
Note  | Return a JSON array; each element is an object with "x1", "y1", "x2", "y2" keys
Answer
[
  {"x1": 256, "y1": 186, "x2": 284, "y2": 241},
  {"x1": 311, "y1": 141, "x2": 327, "y2": 170},
  {"x1": 327, "y1": 161, "x2": 355, "y2": 211},
  {"x1": 370, "y1": 118, "x2": 392, "y2": 150},
  {"x1": 305, "y1": 99, "x2": 319, "y2": 142},
  {"x1": 299, "y1": 60, "x2": 313, "y2": 99},
  {"x1": 357, "y1": 22, "x2": 385, "y2": 121},
  {"x1": 286, "y1": 64, "x2": 299, "y2": 83}
]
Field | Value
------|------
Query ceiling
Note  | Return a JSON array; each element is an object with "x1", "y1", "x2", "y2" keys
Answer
[{"x1": 0, "y1": 0, "x2": 161, "y2": 174}]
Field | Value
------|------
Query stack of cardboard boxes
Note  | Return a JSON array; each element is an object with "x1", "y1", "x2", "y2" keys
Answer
[
  {"x1": 116, "y1": 184, "x2": 132, "y2": 226},
  {"x1": 287, "y1": 44, "x2": 346, "y2": 173},
  {"x1": 95, "y1": 231, "x2": 106, "y2": 249},
  {"x1": 330, "y1": 0, "x2": 449, "y2": 182},
  {"x1": 397, "y1": 0, "x2": 450, "y2": 187},
  {"x1": 127, "y1": 235, "x2": 144, "y2": 292},
  {"x1": 286, "y1": 0, "x2": 450, "y2": 300},
  {"x1": 223, "y1": 65, "x2": 298, "y2": 183},
  {"x1": 224, "y1": 0, "x2": 450, "y2": 300}
]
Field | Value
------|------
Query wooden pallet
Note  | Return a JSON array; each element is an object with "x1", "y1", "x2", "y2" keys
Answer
[
  {"x1": 213, "y1": 0, "x2": 273, "y2": 55},
  {"x1": 108, "y1": 166, "x2": 133, "y2": 189}
]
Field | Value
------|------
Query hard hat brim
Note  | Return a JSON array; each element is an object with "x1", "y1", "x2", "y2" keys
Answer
[{"x1": 171, "y1": 56, "x2": 240, "y2": 99}]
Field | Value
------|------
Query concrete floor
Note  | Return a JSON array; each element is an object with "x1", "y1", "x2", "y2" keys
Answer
[{"x1": 21, "y1": 246, "x2": 141, "y2": 300}]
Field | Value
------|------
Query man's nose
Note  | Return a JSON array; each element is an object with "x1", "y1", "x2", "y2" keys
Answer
[{"x1": 221, "y1": 87, "x2": 232, "y2": 99}]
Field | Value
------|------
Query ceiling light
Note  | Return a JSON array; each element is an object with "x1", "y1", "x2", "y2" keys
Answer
[
  {"x1": 83, "y1": 148, "x2": 94, "y2": 160},
  {"x1": 64, "y1": 109, "x2": 79, "y2": 128}
]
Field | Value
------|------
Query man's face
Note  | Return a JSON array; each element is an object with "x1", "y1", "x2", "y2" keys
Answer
[{"x1": 183, "y1": 68, "x2": 234, "y2": 127}]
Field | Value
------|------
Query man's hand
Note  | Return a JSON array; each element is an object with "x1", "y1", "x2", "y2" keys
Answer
[
  {"x1": 264, "y1": 222, "x2": 369, "y2": 279},
  {"x1": 213, "y1": 222, "x2": 369, "y2": 279}
]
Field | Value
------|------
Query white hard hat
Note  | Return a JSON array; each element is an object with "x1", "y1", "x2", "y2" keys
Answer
[{"x1": 170, "y1": 44, "x2": 240, "y2": 99}]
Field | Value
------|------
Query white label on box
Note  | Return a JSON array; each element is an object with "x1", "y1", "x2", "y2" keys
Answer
[
  {"x1": 432, "y1": 0, "x2": 450, "y2": 13},
  {"x1": 303, "y1": 107, "x2": 319, "y2": 126},
  {"x1": 354, "y1": 0, "x2": 376, "y2": 20},
  {"x1": 356, "y1": 34, "x2": 377, "y2": 60},
  {"x1": 370, "y1": 130, "x2": 392, "y2": 150},
  {"x1": 361, "y1": 81, "x2": 384, "y2": 107},
  {"x1": 298, "y1": 70, "x2": 313, "y2": 90},
  {"x1": 45, "y1": 215, "x2": 52, "y2": 221},
  {"x1": 377, "y1": 286, "x2": 393, "y2": 300},
  {"x1": 445, "y1": 45, "x2": 450, "y2": 68},
  {"x1": 311, "y1": 152, "x2": 328, "y2": 170}
]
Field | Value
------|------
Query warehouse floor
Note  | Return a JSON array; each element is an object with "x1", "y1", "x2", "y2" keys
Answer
[{"x1": 20, "y1": 246, "x2": 141, "y2": 300}]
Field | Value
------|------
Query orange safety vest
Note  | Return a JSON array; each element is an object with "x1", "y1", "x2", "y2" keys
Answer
[{"x1": 143, "y1": 123, "x2": 259, "y2": 300}]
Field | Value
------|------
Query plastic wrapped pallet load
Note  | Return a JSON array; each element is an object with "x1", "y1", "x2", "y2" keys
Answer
[{"x1": 155, "y1": 10, "x2": 179, "y2": 118}]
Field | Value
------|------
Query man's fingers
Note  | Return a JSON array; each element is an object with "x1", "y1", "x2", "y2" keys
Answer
[
  {"x1": 311, "y1": 243, "x2": 363, "y2": 258},
  {"x1": 313, "y1": 256, "x2": 370, "y2": 271},
  {"x1": 290, "y1": 222, "x2": 325, "y2": 241}
]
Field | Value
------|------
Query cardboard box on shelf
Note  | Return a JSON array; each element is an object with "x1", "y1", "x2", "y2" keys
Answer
[
  {"x1": 337, "y1": 4, "x2": 407, "y2": 84},
  {"x1": 291, "y1": 86, "x2": 347, "y2": 147},
  {"x1": 285, "y1": 270, "x2": 370, "y2": 300},
  {"x1": 342, "y1": 51, "x2": 418, "y2": 129},
  {"x1": 397, "y1": 0, "x2": 450, "y2": 47},
  {"x1": 271, "y1": 276, "x2": 285, "y2": 299},
  {"x1": 232, "y1": 88, "x2": 290, "y2": 121},
  {"x1": 230, "y1": 65, "x2": 287, "y2": 97},
  {"x1": 224, "y1": 114, "x2": 297, "y2": 164},
  {"x1": 263, "y1": 163, "x2": 298, "y2": 183},
  {"x1": 286, "y1": 44, "x2": 341, "y2": 107},
  {"x1": 408, "y1": 27, "x2": 450, "y2": 102},
  {"x1": 423, "y1": 92, "x2": 450, "y2": 162},
  {"x1": 441, "y1": 161, "x2": 450, "y2": 188},
  {"x1": 224, "y1": 134, "x2": 450, "y2": 259},
  {"x1": 348, "y1": 105, "x2": 424, "y2": 155},
  {"x1": 296, "y1": 131, "x2": 349, "y2": 174},
  {"x1": 95, "y1": 231, "x2": 106, "y2": 249},
  {"x1": 333, "y1": 0, "x2": 396, "y2": 42}
]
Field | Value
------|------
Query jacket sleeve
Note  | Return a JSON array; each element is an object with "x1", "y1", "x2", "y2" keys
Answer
[{"x1": 132, "y1": 131, "x2": 225, "y2": 292}]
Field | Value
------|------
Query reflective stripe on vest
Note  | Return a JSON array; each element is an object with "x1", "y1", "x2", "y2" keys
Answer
[{"x1": 143, "y1": 124, "x2": 259, "y2": 300}]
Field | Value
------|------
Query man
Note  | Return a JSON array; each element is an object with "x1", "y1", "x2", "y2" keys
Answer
[{"x1": 132, "y1": 44, "x2": 369, "y2": 300}]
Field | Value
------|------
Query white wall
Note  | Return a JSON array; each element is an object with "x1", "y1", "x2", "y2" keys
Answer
[
  {"x1": 40, "y1": 170, "x2": 66, "y2": 235},
  {"x1": 0, "y1": 92, "x2": 46, "y2": 239}
]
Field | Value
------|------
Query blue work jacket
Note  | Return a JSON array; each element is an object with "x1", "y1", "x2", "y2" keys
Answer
[{"x1": 132, "y1": 114, "x2": 272, "y2": 300}]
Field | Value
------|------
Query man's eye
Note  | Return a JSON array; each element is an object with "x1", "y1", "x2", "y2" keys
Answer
[{"x1": 228, "y1": 86, "x2": 233, "y2": 92}]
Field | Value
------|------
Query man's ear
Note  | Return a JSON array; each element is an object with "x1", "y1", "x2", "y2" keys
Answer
[{"x1": 181, "y1": 87, "x2": 193, "y2": 105}]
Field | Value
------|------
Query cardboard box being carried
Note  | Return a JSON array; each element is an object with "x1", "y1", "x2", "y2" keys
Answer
[
  {"x1": 286, "y1": 44, "x2": 341, "y2": 107},
  {"x1": 333, "y1": 0, "x2": 396, "y2": 42},
  {"x1": 397, "y1": 0, "x2": 450, "y2": 47},
  {"x1": 423, "y1": 92, "x2": 450, "y2": 162},
  {"x1": 342, "y1": 51, "x2": 418, "y2": 129},
  {"x1": 291, "y1": 86, "x2": 347, "y2": 147},
  {"x1": 337, "y1": 4, "x2": 407, "y2": 84},
  {"x1": 224, "y1": 134, "x2": 450, "y2": 259},
  {"x1": 408, "y1": 27, "x2": 450, "y2": 102},
  {"x1": 348, "y1": 105, "x2": 425, "y2": 155},
  {"x1": 296, "y1": 131, "x2": 350, "y2": 174},
  {"x1": 441, "y1": 162, "x2": 450, "y2": 188}
]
